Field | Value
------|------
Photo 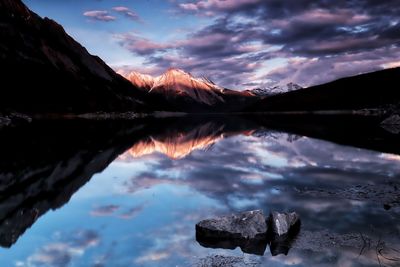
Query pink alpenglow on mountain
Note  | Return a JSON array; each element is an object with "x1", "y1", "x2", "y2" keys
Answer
[
  {"x1": 124, "y1": 68, "x2": 225, "y2": 106},
  {"x1": 125, "y1": 71, "x2": 156, "y2": 90}
]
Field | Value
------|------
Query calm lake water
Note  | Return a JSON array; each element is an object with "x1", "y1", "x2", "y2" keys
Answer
[{"x1": 0, "y1": 117, "x2": 399, "y2": 267}]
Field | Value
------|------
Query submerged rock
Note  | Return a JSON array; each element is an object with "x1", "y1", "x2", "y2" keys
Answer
[
  {"x1": 0, "y1": 116, "x2": 11, "y2": 127},
  {"x1": 268, "y1": 211, "x2": 300, "y2": 237},
  {"x1": 293, "y1": 230, "x2": 371, "y2": 252},
  {"x1": 381, "y1": 114, "x2": 400, "y2": 125},
  {"x1": 381, "y1": 115, "x2": 400, "y2": 134},
  {"x1": 196, "y1": 210, "x2": 268, "y2": 255},
  {"x1": 299, "y1": 182, "x2": 400, "y2": 208},
  {"x1": 193, "y1": 255, "x2": 260, "y2": 267}
]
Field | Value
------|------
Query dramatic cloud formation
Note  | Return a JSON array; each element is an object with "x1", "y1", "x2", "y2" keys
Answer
[
  {"x1": 116, "y1": 0, "x2": 400, "y2": 88},
  {"x1": 83, "y1": 10, "x2": 116, "y2": 22},
  {"x1": 30, "y1": 0, "x2": 400, "y2": 89}
]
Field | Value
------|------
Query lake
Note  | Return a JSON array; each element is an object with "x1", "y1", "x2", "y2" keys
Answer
[{"x1": 0, "y1": 115, "x2": 399, "y2": 267}]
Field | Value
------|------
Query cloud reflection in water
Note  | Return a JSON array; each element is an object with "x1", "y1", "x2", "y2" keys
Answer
[{"x1": 3, "y1": 120, "x2": 400, "y2": 267}]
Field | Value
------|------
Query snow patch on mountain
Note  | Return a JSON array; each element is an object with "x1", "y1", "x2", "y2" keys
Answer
[
  {"x1": 125, "y1": 71, "x2": 155, "y2": 90},
  {"x1": 249, "y1": 83, "x2": 303, "y2": 97}
]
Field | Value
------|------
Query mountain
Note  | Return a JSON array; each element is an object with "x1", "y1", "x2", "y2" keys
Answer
[
  {"x1": 248, "y1": 83, "x2": 303, "y2": 97},
  {"x1": 246, "y1": 67, "x2": 400, "y2": 112},
  {"x1": 125, "y1": 68, "x2": 225, "y2": 106},
  {"x1": 0, "y1": 0, "x2": 159, "y2": 114},
  {"x1": 124, "y1": 68, "x2": 258, "y2": 112},
  {"x1": 125, "y1": 71, "x2": 156, "y2": 91},
  {"x1": 151, "y1": 69, "x2": 226, "y2": 106}
]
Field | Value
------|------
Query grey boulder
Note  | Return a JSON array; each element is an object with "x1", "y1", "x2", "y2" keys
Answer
[
  {"x1": 196, "y1": 210, "x2": 267, "y2": 240},
  {"x1": 195, "y1": 210, "x2": 301, "y2": 256},
  {"x1": 196, "y1": 210, "x2": 268, "y2": 255},
  {"x1": 267, "y1": 211, "x2": 301, "y2": 256},
  {"x1": 268, "y1": 211, "x2": 300, "y2": 237}
]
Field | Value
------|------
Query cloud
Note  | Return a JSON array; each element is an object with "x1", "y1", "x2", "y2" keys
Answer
[
  {"x1": 89, "y1": 203, "x2": 147, "y2": 219},
  {"x1": 27, "y1": 243, "x2": 73, "y2": 267},
  {"x1": 90, "y1": 205, "x2": 120, "y2": 217},
  {"x1": 115, "y1": 18, "x2": 269, "y2": 88},
  {"x1": 265, "y1": 46, "x2": 400, "y2": 86},
  {"x1": 135, "y1": 252, "x2": 170, "y2": 263},
  {"x1": 116, "y1": 1, "x2": 400, "y2": 88},
  {"x1": 83, "y1": 10, "x2": 116, "y2": 22},
  {"x1": 115, "y1": 33, "x2": 173, "y2": 56},
  {"x1": 112, "y1": 6, "x2": 142, "y2": 22},
  {"x1": 20, "y1": 230, "x2": 100, "y2": 267},
  {"x1": 114, "y1": 124, "x2": 400, "y2": 237},
  {"x1": 179, "y1": 0, "x2": 260, "y2": 14},
  {"x1": 118, "y1": 203, "x2": 147, "y2": 219}
]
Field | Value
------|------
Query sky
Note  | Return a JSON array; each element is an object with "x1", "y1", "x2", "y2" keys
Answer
[{"x1": 23, "y1": 0, "x2": 400, "y2": 89}]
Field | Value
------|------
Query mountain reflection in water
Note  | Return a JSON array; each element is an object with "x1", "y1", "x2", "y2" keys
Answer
[
  {"x1": 0, "y1": 115, "x2": 399, "y2": 267},
  {"x1": 121, "y1": 121, "x2": 255, "y2": 160}
]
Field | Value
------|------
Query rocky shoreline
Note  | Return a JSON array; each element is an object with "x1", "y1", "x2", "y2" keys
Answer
[{"x1": 0, "y1": 113, "x2": 32, "y2": 128}]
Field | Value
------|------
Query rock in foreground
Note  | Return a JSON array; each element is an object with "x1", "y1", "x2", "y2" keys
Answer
[
  {"x1": 196, "y1": 210, "x2": 268, "y2": 255},
  {"x1": 267, "y1": 211, "x2": 301, "y2": 256},
  {"x1": 268, "y1": 211, "x2": 300, "y2": 237},
  {"x1": 196, "y1": 210, "x2": 301, "y2": 256},
  {"x1": 196, "y1": 210, "x2": 267, "y2": 240}
]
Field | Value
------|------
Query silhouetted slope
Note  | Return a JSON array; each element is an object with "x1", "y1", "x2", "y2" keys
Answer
[
  {"x1": 246, "y1": 67, "x2": 400, "y2": 112},
  {"x1": 0, "y1": 0, "x2": 163, "y2": 113}
]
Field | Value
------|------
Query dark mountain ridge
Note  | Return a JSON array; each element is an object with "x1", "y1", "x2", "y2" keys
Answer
[
  {"x1": 246, "y1": 67, "x2": 400, "y2": 112},
  {"x1": 0, "y1": 0, "x2": 171, "y2": 113}
]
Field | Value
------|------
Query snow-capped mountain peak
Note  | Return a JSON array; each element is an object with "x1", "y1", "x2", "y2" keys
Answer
[
  {"x1": 124, "y1": 68, "x2": 225, "y2": 106},
  {"x1": 125, "y1": 71, "x2": 155, "y2": 90}
]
